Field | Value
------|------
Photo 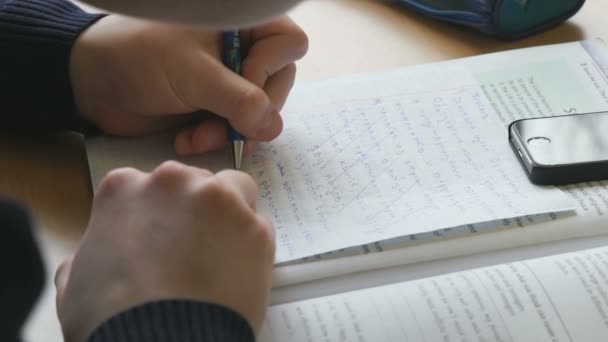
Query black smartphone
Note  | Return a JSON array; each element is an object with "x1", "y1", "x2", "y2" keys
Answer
[{"x1": 509, "y1": 111, "x2": 608, "y2": 185}]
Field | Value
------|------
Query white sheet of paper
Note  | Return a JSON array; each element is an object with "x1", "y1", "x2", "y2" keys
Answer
[
  {"x1": 267, "y1": 39, "x2": 608, "y2": 284},
  {"x1": 242, "y1": 63, "x2": 573, "y2": 262}
]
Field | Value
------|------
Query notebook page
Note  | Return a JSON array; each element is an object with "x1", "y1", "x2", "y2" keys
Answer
[
  {"x1": 245, "y1": 62, "x2": 571, "y2": 262},
  {"x1": 260, "y1": 246, "x2": 608, "y2": 341},
  {"x1": 269, "y1": 39, "x2": 608, "y2": 282},
  {"x1": 289, "y1": 39, "x2": 608, "y2": 260}
]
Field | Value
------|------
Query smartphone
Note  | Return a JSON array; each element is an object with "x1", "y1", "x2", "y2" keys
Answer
[{"x1": 509, "y1": 111, "x2": 608, "y2": 185}]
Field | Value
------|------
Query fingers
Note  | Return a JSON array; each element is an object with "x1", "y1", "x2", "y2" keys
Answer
[
  {"x1": 96, "y1": 167, "x2": 147, "y2": 199},
  {"x1": 174, "y1": 118, "x2": 228, "y2": 155},
  {"x1": 173, "y1": 69, "x2": 293, "y2": 155},
  {"x1": 91, "y1": 111, "x2": 191, "y2": 137},
  {"x1": 148, "y1": 161, "x2": 215, "y2": 191},
  {"x1": 147, "y1": 162, "x2": 257, "y2": 211},
  {"x1": 174, "y1": 52, "x2": 281, "y2": 140},
  {"x1": 167, "y1": 17, "x2": 307, "y2": 156},
  {"x1": 263, "y1": 63, "x2": 297, "y2": 110},
  {"x1": 241, "y1": 18, "x2": 308, "y2": 89}
]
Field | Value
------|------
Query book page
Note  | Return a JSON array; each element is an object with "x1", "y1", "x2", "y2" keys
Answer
[{"x1": 260, "y1": 246, "x2": 608, "y2": 341}]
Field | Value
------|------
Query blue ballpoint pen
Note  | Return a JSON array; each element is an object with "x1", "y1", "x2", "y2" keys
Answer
[{"x1": 222, "y1": 30, "x2": 245, "y2": 170}]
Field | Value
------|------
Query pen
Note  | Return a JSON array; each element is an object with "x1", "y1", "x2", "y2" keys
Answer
[{"x1": 222, "y1": 30, "x2": 245, "y2": 170}]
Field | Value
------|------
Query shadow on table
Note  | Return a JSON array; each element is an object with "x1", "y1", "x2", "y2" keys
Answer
[{"x1": 0, "y1": 132, "x2": 92, "y2": 243}]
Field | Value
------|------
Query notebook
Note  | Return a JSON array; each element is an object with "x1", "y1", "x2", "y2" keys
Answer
[{"x1": 86, "y1": 39, "x2": 608, "y2": 288}]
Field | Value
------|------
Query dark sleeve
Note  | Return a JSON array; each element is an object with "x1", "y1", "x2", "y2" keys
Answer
[
  {"x1": 0, "y1": 0, "x2": 105, "y2": 134},
  {"x1": 87, "y1": 300, "x2": 256, "y2": 342},
  {"x1": 0, "y1": 197, "x2": 45, "y2": 341}
]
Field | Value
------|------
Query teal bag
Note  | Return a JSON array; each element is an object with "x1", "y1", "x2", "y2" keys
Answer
[{"x1": 396, "y1": 0, "x2": 586, "y2": 39}]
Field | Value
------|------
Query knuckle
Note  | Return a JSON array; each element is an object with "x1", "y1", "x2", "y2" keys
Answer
[
  {"x1": 150, "y1": 161, "x2": 190, "y2": 186},
  {"x1": 156, "y1": 160, "x2": 188, "y2": 173},
  {"x1": 196, "y1": 176, "x2": 235, "y2": 203},
  {"x1": 97, "y1": 167, "x2": 139, "y2": 196}
]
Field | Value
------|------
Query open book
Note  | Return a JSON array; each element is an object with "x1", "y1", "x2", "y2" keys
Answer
[
  {"x1": 86, "y1": 39, "x2": 608, "y2": 288},
  {"x1": 260, "y1": 245, "x2": 608, "y2": 341}
]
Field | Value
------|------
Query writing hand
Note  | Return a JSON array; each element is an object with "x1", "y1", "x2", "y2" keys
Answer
[{"x1": 71, "y1": 15, "x2": 308, "y2": 155}]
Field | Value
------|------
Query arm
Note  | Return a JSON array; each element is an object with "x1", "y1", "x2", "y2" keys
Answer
[
  {"x1": 0, "y1": 0, "x2": 104, "y2": 133},
  {"x1": 0, "y1": 198, "x2": 45, "y2": 341},
  {"x1": 0, "y1": 2, "x2": 307, "y2": 154},
  {"x1": 0, "y1": 195, "x2": 257, "y2": 342}
]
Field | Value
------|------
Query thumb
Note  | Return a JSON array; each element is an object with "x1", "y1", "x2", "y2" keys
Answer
[
  {"x1": 54, "y1": 256, "x2": 74, "y2": 313},
  {"x1": 175, "y1": 52, "x2": 283, "y2": 141}
]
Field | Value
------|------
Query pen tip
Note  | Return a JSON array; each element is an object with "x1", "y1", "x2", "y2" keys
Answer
[{"x1": 232, "y1": 141, "x2": 244, "y2": 170}]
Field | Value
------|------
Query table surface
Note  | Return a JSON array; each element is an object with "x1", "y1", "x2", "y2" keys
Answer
[{"x1": 1, "y1": 0, "x2": 604, "y2": 340}]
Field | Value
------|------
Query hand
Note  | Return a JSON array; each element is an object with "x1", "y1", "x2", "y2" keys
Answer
[
  {"x1": 70, "y1": 15, "x2": 308, "y2": 155},
  {"x1": 54, "y1": 162, "x2": 275, "y2": 341}
]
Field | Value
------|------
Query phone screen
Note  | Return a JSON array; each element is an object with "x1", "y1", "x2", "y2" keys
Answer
[{"x1": 509, "y1": 111, "x2": 608, "y2": 166}]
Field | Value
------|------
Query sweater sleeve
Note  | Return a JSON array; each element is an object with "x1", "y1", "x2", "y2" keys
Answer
[
  {"x1": 87, "y1": 300, "x2": 256, "y2": 342},
  {"x1": 0, "y1": 0, "x2": 105, "y2": 134},
  {"x1": 0, "y1": 197, "x2": 45, "y2": 342}
]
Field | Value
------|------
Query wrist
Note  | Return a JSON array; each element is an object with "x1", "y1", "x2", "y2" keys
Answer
[
  {"x1": 69, "y1": 15, "x2": 114, "y2": 133},
  {"x1": 63, "y1": 9, "x2": 108, "y2": 134}
]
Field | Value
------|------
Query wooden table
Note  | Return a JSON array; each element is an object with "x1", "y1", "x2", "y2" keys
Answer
[{"x1": 1, "y1": 0, "x2": 603, "y2": 340}]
